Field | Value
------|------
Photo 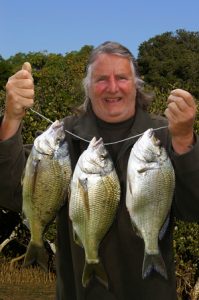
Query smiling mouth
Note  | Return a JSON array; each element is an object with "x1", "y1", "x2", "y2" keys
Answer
[{"x1": 105, "y1": 97, "x2": 122, "y2": 103}]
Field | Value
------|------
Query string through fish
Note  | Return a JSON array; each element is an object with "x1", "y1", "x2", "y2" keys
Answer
[{"x1": 30, "y1": 108, "x2": 168, "y2": 145}]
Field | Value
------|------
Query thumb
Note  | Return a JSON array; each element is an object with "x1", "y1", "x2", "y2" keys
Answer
[{"x1": 22, "y1": 62, "x2": 32, "y2": 74}]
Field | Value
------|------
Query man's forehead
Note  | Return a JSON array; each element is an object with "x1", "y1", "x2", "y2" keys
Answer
[{"x1": 91, "y1": 54, "x2": 133, "y2": 73}]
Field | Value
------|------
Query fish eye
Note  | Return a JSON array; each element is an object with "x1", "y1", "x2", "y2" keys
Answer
[
  {"x1": 155, "y1": 139, "x2": 161, "y2": 146},
  {"x1": 100, "y1": 154, "x2": 105, "y2": 160}
]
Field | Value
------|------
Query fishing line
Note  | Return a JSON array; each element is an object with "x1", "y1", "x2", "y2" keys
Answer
[
  {"x1": 30, "y1": 108, "x2": 91, "y2": 143},
  {"x1": 104, "y1": 126, "x2": 168, "y2": 145},
  {"x1": 29, "y1": 108, "x2": 168, "y2": 145},
  {"x1": 30, "y1": 108, "x2": 54, "y2": 124}
]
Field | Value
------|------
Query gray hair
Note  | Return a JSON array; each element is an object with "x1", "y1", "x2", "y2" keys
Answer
[{"x1": 82, "y1": 41, "x2": 152, "y2": 111}]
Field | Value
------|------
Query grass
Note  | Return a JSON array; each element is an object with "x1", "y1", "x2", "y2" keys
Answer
[
  {"x1": 1, "y1": 257, "x2": 198, "y2": 300},
  {"x1": 0, "y1": 258, "x2": 56, "y2": 300},
  {"x1": 0, "y1": 258, "x2": 55, "y2": 285}
]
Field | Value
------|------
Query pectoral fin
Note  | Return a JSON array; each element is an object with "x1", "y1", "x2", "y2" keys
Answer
[
  {"x1": 78, "y1": 178, "x2": 90, "y2": 215},
  {"x1": 159, "y1": 213, "x2": 170, "y2": 240},
  {"x1": 137, "y1": 162, "x2": 160, "y2": 173},
  {"x1": 73, "y1": 229, "x2": 83, "y2": 248}
]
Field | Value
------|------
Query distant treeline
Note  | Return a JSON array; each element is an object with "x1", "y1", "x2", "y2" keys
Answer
[{"x1": 0, "y1": 28, "x2": 199, "y2": 141}]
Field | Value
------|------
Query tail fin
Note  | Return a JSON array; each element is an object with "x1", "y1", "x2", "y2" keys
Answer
[
  {"x1": 82, "y1": 261, "x2": 108, "y2": 289},
  {"x1": 142, "y1": 252, "x2": 168, "y2": 280},
  {"x1": 23, "y1": 241, "x2": 49, "y2": 272}
]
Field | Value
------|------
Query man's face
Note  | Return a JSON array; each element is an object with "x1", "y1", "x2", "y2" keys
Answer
[{"x1": 88, "y1": 53, "x2": 137, "y2": 123}]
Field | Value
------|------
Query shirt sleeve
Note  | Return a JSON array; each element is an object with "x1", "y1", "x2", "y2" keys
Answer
[
  {"x1": 170, "y1": 134, "x2": 199, "y2": 222},
  {"x1": 0, "y1": 125, "x2": 25, "y2": 212}
]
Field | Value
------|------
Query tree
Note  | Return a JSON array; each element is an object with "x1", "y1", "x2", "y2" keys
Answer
[
  {"x1": 137, "y1": 29, "x2": 199, "y2": 98},
  {"x1": 0, "y1": 56, "x2": 12, "y2": 90}
]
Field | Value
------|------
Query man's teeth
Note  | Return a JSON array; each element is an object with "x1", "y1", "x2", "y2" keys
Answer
[{"x1": 105, "y1": 98, "x2": 121, "y2": 102}]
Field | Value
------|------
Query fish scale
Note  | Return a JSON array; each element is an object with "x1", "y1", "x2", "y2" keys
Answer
[
  {"x1": 24, "y1": 152, "x2": 69, "y2": 226},
  {"x1": 126, "y1": 128, "x2": 175, "y2": 280},
  {"x1": 69, "y1": 137, "x2": 120, "y2": 288},
  {"x1": 133, "y1": 169, "x2": 173, "y2": 253},
  {"x1": 70, "y1": 174, "x2": 119, "y2": 260},
  {"x1": 22, "y1": 120, "x2": 72, "y2": 272}
]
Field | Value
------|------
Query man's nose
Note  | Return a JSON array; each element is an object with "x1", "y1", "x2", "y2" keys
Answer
[{"x1": 107, "y1": 76, "x2": 119, "y2": 93}]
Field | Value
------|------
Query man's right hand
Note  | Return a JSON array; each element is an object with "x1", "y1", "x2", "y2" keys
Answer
[
  {"x1": 6, "y1": 62, "x2": 34, "y2": 120},
  {"x1": 0, "y1": 62, "x2": 34, "y2": 140}
]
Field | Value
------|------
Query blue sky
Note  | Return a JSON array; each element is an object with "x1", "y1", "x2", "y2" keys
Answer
[{"x1": 1, "y1": 0, "x2": 199, "y2": 59}]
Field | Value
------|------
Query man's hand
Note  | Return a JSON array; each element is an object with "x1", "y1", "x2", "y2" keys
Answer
[
  {"x1": 164, "y1": 89, "x2": 197, "y2": 154},
  {"x1": 5, "y1": 62, "x2": 34, "y2": 120},
  {"x1": 0, "y1": 62, "x2": 34, "y2": 140}
]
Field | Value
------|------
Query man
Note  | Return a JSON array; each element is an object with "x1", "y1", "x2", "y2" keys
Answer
[{"x1": 0, "y1": 41, "x2": 199, "y2": 300}]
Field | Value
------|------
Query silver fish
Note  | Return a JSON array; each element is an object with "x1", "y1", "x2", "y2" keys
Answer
[
  {"x1": 22, "y1": 120, "x2": 71, "y2": 271},
  {"x1": 126, "y1": 128, "x2": 175, "y2": 279},
  {"x1": 69, "y1": 137, "x2": 120, "y2": 288}
]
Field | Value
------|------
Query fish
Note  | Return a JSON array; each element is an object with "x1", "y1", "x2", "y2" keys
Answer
[
  {"x1": 69, "y1": 137, "x2": 120, "y2": 288},
  {"x1": 126, "y1": 128, "x2": 175, "y2": 279},
  {"x1": 22, "y1": 120, "x2": 72, "y2": 271}
]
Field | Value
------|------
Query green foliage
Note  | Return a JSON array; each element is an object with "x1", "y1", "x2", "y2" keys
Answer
[
  {"x1": 137, "y1": 29, "x2": 199, "y2": 98},
  {"x1": 174, "y1": 220, "x2": 199, "y2": 299},
  {"x1": 0, "y1": 57, "x2": 13, "y2": 90},
  {"x1": 0, "y1": 90, "x2": 6, "y2": 116},
  {"x1": 147, "y1": 86, "x2": 168, "y2": 115}
]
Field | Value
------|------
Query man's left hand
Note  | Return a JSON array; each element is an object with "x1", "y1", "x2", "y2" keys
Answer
[{"x1": 164, "y1": 88, "x2": 197, "y2": 154}]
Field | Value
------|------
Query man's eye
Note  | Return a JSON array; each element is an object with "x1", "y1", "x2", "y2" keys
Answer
[
  {"x1": 97, "y1": 77, "x2": 106, "y2": 82},
  {"x1": 118, "y1": 76, "x2": 127, "y2": 80}
]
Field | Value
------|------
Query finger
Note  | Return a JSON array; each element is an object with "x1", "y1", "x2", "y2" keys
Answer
[
  {"x1": 167, "y1": 101, "x2": 180, "y2": 117},
  {"x1": 170, "y1": 89, "x2": 195, "y2": 108},
  {"x1": 9, "y1": 69, "x2": 33, "y2": 80},
  {"x1": 18, "y1": 97, "x2": 34, "y2": 108},
  {"x1": 167, "y1": 95, "x2": 188, "y2": 112},
  {"x1": 13, "y1": 98, "x2": 34, "y2": 109},
  {"x1": 22, "y1": 62, "x2": 32, "y2": 74},
  {"x1": 8, "y1": 78, "x2": 33, "y2": 89},
  {"x1": 6, "y1": 78, "x2": 34, "y2": 95},
  {"x1": 15, "y1": 88, "x2": 35, "y2": 99},
  {"x1": 164, "y1": 107, "x2": 177, "y2": 122}
]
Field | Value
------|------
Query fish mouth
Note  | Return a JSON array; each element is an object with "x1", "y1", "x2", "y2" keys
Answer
[
  {"x1": 33, "y1": 120, "x2": 65, "y2": 156},
  {"x1": 93, "y1": 138, "x2": 108, "y2": 160},
  {"x1": 51, "y1": 120, "x2": 64, "y2": 130},
  {"x1": 148, "y1": 129, "x2": 161, "y2": 146},
  {"x1": 148, "y1": 128, "x2": 154, "y2": 138},
  {"x1": 90, "y1": 137, "x2": 104, "y2": 148},
  {"x1": 95, "y1": 137, "x2": 104, "y2": 147}
]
